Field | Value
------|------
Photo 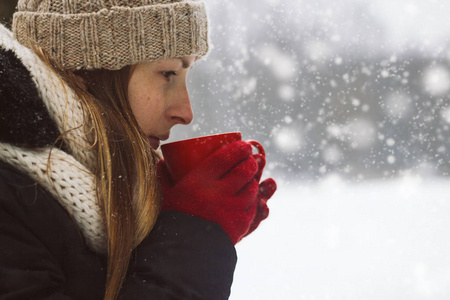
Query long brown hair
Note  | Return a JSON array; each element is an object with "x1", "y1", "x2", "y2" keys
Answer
[{"x1": 33, "y1": 46, "x2": 161, "y2": 300}]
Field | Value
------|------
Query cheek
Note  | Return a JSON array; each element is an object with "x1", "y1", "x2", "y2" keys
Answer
[
  {"x1": 128, "y1": 90, "x2": 147, "y2": 116},
  {"x1": 128, "y1": 88, "x2": 163, "y2": 134}
]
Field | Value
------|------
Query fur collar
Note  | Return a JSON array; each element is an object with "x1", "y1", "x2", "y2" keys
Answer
[
  {"x1": 0, "y1": 42, "x2": 60, "y2": 148},
  {"x1": 0, "y1": 24, "x2": 106, "y2": 253},
  {"x1": 0, "y1": 23, "x2": 95, "y2": 171}
]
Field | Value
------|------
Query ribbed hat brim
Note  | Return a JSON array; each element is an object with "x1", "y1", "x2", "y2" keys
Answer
[{"x1": 13, "y1": 1, "x2": 209, "y2": 70}]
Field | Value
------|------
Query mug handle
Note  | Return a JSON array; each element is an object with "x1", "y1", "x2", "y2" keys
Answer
[
  {"x1": 247, "y1": 140, "x2": 265, "y2": 181},
  {"x1": 247, "y1": 140, "x2": 265, "y2": 157}
]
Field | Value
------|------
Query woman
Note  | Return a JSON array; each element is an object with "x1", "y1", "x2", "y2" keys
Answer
[{"x1": 0, "y1": 0, "x2": 276, "y2": 299}]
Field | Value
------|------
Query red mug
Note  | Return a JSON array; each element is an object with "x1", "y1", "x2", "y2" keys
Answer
[{"x1": 161, "y1": 132, "x2": 265, "y2": 183}]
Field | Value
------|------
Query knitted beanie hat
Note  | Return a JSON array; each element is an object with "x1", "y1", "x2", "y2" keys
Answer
[{"x1": 12, "y1": 0, "x2": 209, "y2": 70}]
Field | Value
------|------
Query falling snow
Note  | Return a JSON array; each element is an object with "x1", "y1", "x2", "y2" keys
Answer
[
  {"x1": 162, "y1": 0, "x2": 450, "y2": 298},
  {"x1": 272, "y1": 126, "x2": 302, "y2": 152},
  {"x1": 423, "y1": 65, "x2": 450, "y2": 96}
]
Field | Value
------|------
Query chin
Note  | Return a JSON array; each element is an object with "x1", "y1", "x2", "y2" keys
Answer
[{"x1": 146, "y1": 136, "x2": 160, "y2": 149}]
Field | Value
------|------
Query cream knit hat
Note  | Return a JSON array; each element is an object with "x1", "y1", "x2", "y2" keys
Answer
[{"x1": 12, "y1": 0, "x2": 209, "y2": 70}]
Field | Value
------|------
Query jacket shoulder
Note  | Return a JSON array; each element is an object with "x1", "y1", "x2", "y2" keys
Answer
[
  {"x1": 0, "y1": 159, "x2": 36, "y2": 203},
  {"x1": 0, "y1": 160, "x2": 65, "y2": 230},
  {"x1": 0, "y1": 159, "x2": 107, "y2": 299}
]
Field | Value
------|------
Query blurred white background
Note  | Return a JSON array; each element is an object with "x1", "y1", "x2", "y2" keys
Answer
[{"x1": 170, "y1": 0, "x2": 450, "y2": 299}]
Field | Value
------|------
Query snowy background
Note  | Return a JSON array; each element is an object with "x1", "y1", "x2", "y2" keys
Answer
[
  {"x1": 2, "y1": 0, "x2": 450, "y2": 298},
  {"x1": 166, "y1": 0, "x2": 450, "y2": 299},
  {"x1": 173, "y1": 0, "x2": 450, "y2": 183},
  {"x1": 232, "y1": 176, "x2": 450, "y2": 300}
]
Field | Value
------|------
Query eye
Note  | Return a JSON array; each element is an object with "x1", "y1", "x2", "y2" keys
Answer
[{"x1": 161, "y1": 71, "x2": 177, "y2": 80}]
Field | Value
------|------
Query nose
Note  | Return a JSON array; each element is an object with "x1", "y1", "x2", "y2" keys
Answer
[{"x1": 166, "y1": 83, "x2": 194, "y2": 125}]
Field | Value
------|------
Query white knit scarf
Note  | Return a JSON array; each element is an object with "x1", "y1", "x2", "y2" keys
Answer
[{"x1": 0, "y1": 24, "x2": 107, "y2": 253}]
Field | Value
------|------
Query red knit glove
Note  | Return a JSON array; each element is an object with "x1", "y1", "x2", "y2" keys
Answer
[
  {"x1": 157, "y1": 141, "x2": 260, "y2": 244},
  {"x1": 244, "y1": 154, "x2": 277, "y2": 238},
  {"x1": 245, "y1": 178, "x2": 277, "y2": 237}
]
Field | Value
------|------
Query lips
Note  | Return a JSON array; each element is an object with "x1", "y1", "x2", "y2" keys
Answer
[{"x1": 147, "y1": 134, "x2": 169, "y2": 149}]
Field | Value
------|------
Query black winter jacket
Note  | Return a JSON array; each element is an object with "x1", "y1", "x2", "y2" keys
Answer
[{"x1": 0, "y1": 25, "x2": 236, "y2": 299}]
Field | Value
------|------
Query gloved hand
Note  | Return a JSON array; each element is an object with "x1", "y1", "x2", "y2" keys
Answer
[
  {"x1": 246, "y1": 178, "x2": 277, "y2": 237},
  {"x1": 244, "y1": 154, "x2": 277, "y2": 237},
  {"x1": 157, "y1": 141, "x2": 260, "y2": 244}
]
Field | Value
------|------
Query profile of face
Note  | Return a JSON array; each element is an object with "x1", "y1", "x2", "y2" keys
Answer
[{"x1": 127, "y1": 55, "x2": 196, "y2": 149}]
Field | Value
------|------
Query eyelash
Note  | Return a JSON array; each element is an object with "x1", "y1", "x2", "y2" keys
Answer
[{"x1": 161, "y1": 71, "x2": 177, "y2": 80}]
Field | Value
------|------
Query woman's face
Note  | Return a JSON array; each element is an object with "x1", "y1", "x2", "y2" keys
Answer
[{"x1": 127, "y1": 56, "x2": 196, "y2": 149}]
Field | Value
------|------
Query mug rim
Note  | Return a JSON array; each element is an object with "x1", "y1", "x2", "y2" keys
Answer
[{"x1": 160, "y1": 132, "x2": 242, "y2": 150}]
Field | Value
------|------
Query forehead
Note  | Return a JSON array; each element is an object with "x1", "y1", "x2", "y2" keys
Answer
[
  {"x1": 150, "y1": 56, "x2": 197, "y2": 68},
  {"x1": 129, "y1": 56, "x2": 196, "y2": 77}
]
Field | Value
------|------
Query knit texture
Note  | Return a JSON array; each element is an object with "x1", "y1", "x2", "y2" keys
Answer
[
  {"x1": 0, "y1": 23, "x2": 106, "y2": 253},
  {"x1": 0, "y1": 144, "x2": 106, "y2": 253},
  {"x1": 0, "y1": 23, "x2": 95, "y2": 171},
  {"x1": 12, "y1": 0, "x2": 209, "y2": 70}
]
